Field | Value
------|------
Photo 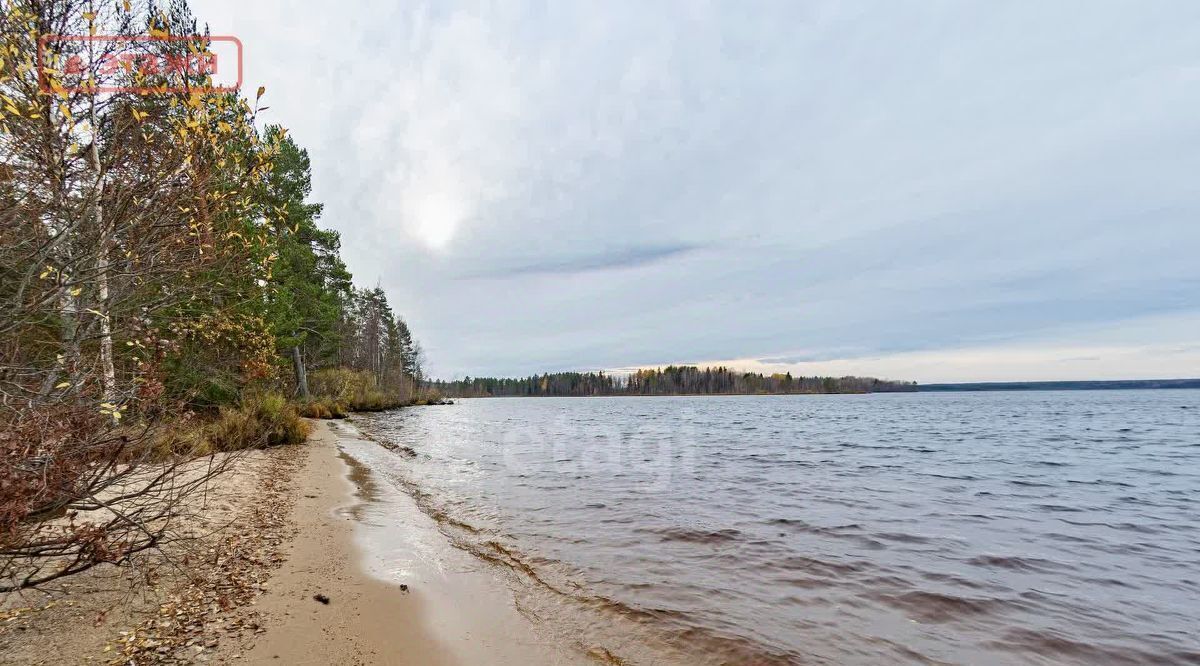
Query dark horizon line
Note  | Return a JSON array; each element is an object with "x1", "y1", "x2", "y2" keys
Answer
[{"x1": 916, "y1": 378, "x2": 1200, "y2": 392}]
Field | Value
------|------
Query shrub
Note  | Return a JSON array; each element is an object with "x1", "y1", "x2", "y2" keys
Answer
[
  {"x1": 296, "y1": 396, "x2": 348, "y2": 419},
  {"x1": 410, "y1": 388, "x2": 449, "y2": 405},
  {"x1": 206, "y1": 391, "x2": 311, "y2": 451},
  {"x1": 308, "y1": 368, "x2": 409, "y2": 411}
]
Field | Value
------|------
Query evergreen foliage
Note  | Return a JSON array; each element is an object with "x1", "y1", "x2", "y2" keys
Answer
[{"x1": 435, "y1": 367, "x2": 915, "y2": 397}]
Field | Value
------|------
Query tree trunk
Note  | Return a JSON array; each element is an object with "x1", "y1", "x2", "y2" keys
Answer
[
  {"x1": 91, "y1": 93, "x2": 116, "y2": 406},
  {"x1": 96, "y1": 187, "x2": 115, "y2": 404},
  {"x1": 292, "y1": 345, "x2": 310, "y2": 399},
  {"x1": 97, "y1": 251, "x2": 115, "y2": 403},
  {"x1": 58, "y1": 286, "x2": 81, "y2": 397}
]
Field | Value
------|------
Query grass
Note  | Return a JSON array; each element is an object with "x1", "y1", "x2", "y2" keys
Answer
[
  {"x1": 196, "y1": 369, "x2": 431, "y2": 451},
  {"x1": 295, "y1": 396, "x2": 349, "y2": 419},
  {"x1": 142, "y1": 369, "x2": 438, "y2": 458},
  {"x1": 306, "y1": 368, "x2": 411, "y2": 415},
  {"x1": 408, "y1": 388, "x2": 450, "y2": 405},
  {"x1": 205, "y1": 391, "x2": 312, "y2": 451}
]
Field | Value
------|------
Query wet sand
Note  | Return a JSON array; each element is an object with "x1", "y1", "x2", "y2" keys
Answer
[{"x1": 244, "y1": 419, "x2": 583, "y2": 665}]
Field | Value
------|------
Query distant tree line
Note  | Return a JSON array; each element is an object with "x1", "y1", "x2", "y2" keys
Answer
[{"x1": 433, "y1": 366, "x2": 916, "y2": 397}]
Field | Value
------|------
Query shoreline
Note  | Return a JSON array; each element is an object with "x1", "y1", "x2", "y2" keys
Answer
[
  {"x1": 0, "y1": 419, "x2": 585, "y2": 665},
  {"x1": 244, "y1": 419, "x2": 584, "y2": 665},
  {"x1": 237, "y1": 419, "x2": 456, "y2": 665}
]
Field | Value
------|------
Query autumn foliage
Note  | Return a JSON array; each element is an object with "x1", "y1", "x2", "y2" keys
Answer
[{"x1": 0, "y1": 0, "x2": 421, "y2": 591}]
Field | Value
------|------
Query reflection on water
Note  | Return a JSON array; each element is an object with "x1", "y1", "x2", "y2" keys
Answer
[{"x1": 354, "y1": 391, "x2": 1200, "y2": 665}]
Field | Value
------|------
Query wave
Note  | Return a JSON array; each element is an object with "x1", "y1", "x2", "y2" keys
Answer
[
  {"x1": 349, "y1": 392, "x2": 1200, "y2": 666},
  {"x1": 779, "y1": 555, "x2": 866, "y2": 576},
  {"x1": 457, "y1": 531, "x2": 802, "y2": 665},
  {"x1": 636, "y1": 526, "x2": 743, "y2": 544},
  {"x1": 871, "y1": 590, "x2": 1012, "y2": 623},
  {"x1": 987, "y1": 628, "x2": 1200, "y2": 665},
  {"x1": 966, "y1": 554, "x2": 1064, "y2": 573},
  {"x1": 346, "y1": 424, "x2": 802, "y2": 665}
]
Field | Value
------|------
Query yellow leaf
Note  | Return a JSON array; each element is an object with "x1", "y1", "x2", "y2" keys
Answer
[
  {"x1": 256, "y1": 85, "x2": 265, "y2": 99},
  {"x1": 55, "y1": 382, "x2": 70, "y2": 389},
  {"x1": 68, "y1": 286, "x2": 82, "y2": 297},
  {"x1": 123, "y1": 0, "x2": 131, "y2": 11}
]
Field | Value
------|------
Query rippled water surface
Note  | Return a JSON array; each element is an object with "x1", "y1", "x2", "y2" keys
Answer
[{"x1": 354, "y1": 391, "x2": 1200, "y2": 665}]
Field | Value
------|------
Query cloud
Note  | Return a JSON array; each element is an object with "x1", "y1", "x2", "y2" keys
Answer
[
  {"x1": 460, "y1": 243, "x2": 703, "y2": 279},
  {"x1": 702, "y1": 341, "x2": 1200, "y2": 385},
  {"x1": 757, "y1": 355, "x2": 823, "y2": 365},
  {"x1": 192, "y1": 0, "x2": 1200, "y2": 380}
]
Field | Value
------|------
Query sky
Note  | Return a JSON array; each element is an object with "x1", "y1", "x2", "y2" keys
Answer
[{"x1": 190, "y1": 0, "x2": 1200, "y2": 383}]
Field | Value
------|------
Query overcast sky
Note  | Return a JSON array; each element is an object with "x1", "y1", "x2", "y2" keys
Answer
[{"x1": 191, "y1": 0, "x2": 1200, "y2": 382}]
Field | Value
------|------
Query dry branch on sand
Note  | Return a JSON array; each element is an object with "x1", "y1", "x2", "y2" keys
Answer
[
  {"x1": 0, "y1": 413, "x2": 237, "y2": 593},
  {"x1": 0, "y1": 443, "x2": 304, "y2": 665}
]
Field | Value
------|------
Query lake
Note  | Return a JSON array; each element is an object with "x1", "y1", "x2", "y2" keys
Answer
[{"x1": 352, "y1": 390, "x2": 1199, "y2": 665}]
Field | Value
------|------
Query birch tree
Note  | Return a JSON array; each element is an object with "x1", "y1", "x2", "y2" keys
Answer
[{"x1": 0, "y1": 0, "x2": 279, "y2": 590}]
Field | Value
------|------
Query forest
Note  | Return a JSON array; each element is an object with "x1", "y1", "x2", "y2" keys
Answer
[
  {"x1": 0, "y1": 0, "x2": 425, "y2": 590},
  {"x1": 434, "y1": 366, "x2": 917, "y2": 397}
]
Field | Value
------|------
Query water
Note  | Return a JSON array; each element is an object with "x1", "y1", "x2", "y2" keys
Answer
[{"x1": 352, "y1": 391, "x2": 1200, "y2": 665}]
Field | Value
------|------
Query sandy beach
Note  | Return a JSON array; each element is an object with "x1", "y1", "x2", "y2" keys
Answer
[
  {"x1": 0, "y1": 420, "x2": 585, "y2": 665},
  {"x1": 243, "y1": 420, "x2": 585, "y2": 665},
  {"x1": 240, "y1": 420, "x2": 455, "y2": 666}
]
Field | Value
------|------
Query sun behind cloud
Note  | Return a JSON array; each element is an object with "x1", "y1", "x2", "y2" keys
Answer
[{"x1": 408, "y1": 190, "x2": 464, "y2": 250}]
